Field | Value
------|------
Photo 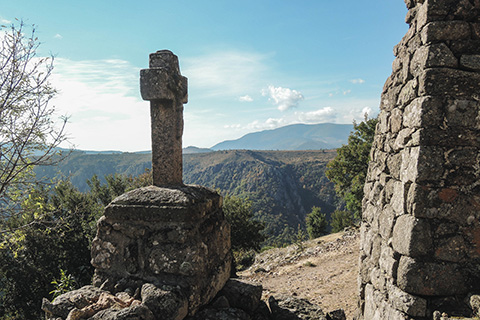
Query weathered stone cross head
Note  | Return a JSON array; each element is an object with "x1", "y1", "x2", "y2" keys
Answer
[{"x1": 140, "y1": 50, "x2": 188, "y2": 186}]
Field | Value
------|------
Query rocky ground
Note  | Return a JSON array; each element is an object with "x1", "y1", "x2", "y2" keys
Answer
[{"x1": 239, "y1": 228, "x2": 359, "y2": 319}]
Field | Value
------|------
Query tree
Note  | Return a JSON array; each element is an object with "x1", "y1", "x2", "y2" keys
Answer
[
  {"x1": 305, "y1": 206, "x2": 327, "y2": 239},
  {"x1": 330, "y1": 210, "x2": 353, "y2": 233},
  {"x1": 325, "y1": 117, "x2": 377, "y2": 219},
  {"x1": 0, "y1": 21, "x2": 67, "y2": 222},
  {"x1": 222, "y1": 195, "x2": 265, "y2": 252},
  {"x1": 0, "y1": 181, "x2": 98, "y2": 319}
]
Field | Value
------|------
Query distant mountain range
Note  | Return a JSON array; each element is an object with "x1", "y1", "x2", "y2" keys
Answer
[
  {"x1": 211, "y1": 123, "x2": 353, "y2": 151},
  {"x1": 70, "y1": 123, "x2": 352, "y2": 155}
]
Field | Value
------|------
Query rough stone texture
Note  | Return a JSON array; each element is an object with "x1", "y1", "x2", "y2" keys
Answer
[
  {"x1": 267, "y1": 295, "x2": 328, "y2": 320},
  {"x1": 358, "y1": 0, "x2": 480, "y2": 319},
  {"x1": 216, "y1": 279, "x2": 263, "y2": 315},
  {"x1": 140, "y1": 50, "x2": 187, "y2": 186},
  {"x1": 91, "y1": 185, "x2": 232, "y2": 316},
  {"x1": 141, "y1": 283, "x2": 188, "y2": 320}
]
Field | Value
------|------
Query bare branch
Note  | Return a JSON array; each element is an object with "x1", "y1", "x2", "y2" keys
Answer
[{"x1": 0, "y1": 20, "x2": 68, "y2": 221}]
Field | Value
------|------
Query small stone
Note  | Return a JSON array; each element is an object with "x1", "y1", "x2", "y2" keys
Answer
[
  {"x1": 326, "y1": 309, "x2": 346, "y2": 320},
  {"x1": 469, "y1": 294, "x2": 480, "y2": 317},
  {"x1": 467, "y1": 215, "x2": 476, "y2": 225}
]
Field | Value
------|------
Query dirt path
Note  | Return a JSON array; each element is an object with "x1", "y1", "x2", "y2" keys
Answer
[{"x1": 239, "y1": 230, "x2": 359, "y2": 319}]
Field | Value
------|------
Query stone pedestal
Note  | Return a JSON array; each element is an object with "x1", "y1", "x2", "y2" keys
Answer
[
  {"x1": 91, "y1": 185, "x2": 232, "y2": 316},
  {"x1": 358, "y1": 1, "x2": 480, "y2": 319}
]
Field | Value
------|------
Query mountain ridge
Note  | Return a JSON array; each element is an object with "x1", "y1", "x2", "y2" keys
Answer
[{"x1": 211, "y1": 123, "x2": 353, "y2": 150}]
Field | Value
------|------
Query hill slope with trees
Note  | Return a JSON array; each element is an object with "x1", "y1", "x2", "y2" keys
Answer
[{"x1": 35, "y1": 149, "x2": 342, "y2": 245}]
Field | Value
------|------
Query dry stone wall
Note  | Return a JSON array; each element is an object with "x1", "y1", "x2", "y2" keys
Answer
[{"x1": 358, "y1": 0, "x2": 480, "y2": 319}]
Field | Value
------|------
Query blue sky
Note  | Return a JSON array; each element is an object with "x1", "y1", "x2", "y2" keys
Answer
[{"x1": 2, "y1": 1, "x2": 408, "y2": 151}]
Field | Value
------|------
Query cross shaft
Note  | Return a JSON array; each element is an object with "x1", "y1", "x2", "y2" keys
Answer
[{"x1": 140, "y1": 50, "x2": 188, "y2": 186}]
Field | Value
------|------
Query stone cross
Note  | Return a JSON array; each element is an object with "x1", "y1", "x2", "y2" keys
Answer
[{"x1": 140, "y1": 50, "x2": 188, "y2": 186}]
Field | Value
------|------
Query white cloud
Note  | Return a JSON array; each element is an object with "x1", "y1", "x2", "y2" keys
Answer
[
  {"x1": 233, "y1": 107, "x2": 335, "y2": 132},
  {"x1": 1, "y1": 18, "x2": 11, "y2": 24},
  {"x1": 246, "y1": 118, "x2": 286, "y2": 130},
  {"x1": 54, "y1": 33, "x2": 63, "y2": 39},
  {"x1": 224, "y1": 123, "x2": 242, "y2": 129},
  {"x1": 239, "y1": 95, "x2": 253, "y2": 102},
  {"x1": 296, "y1": 107, "x2": 335, "y2": 123},
  {"x1": 49, "y1": 58, "x2": 150, "y2": 151},
  {"x1": 361, "y1": 107, "x2": 372, "y2": 118},
  {"x1": 343, "y1": 89, "x2": 351, "y2": 95},
  {"x1": 183, "y1": 50, "x2": 270, "y2": 98},
  {"x1": 262, "y1": 85, "x2": 304, "y2": 111},
  {"x1": 350, "y1": 78, "x2": 365, "y2": 84}
]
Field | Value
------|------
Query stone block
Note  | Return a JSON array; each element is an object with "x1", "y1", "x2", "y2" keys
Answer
[
  {"x1": 434, "y1": 235, "x2": 467, "y2": 262},
  {"x1": 267, "y1": 295, "x2": 327, "y2": 320},
  {"x1": 460, "y1": 55, "x2": 480, "y2": 71},
  {"x1": 389, "y1": 108, "x2": 404, "y2": 133},
  {"x1": 217, "y1": 279, "x2": 263, "y2": 315},
  {"x1": 407, "y1": 184, "x2": 475, "y2": 224},
  {"x1": 403, "y1": 96, "x2": 444, "y2": 129},
  {"x1": 363, "y1": 284, "x2": 381, "y2": 320},
  {"x1": 397, "y1": 79, "x2": 418, "y2": 107},
  {"x1": 90, "y1": 305, "x2": 155, "y2": 320},
  {"x1": 386, "y1": 153, "x2": 403, "y2": 180},
  {"x1": 400, "y1": 146, "x2": 444, "y2": 183},
  {"x1": 381, "y1": 85, "x2": 403, "y2": 112},
  {"x1": 141, "y1": 283, "x2": 188, "y2": 320},
  {"x1": 417, "y1": 126, "x2": 480, "y2": 148},
  {"x1": 390, "y1": 181, "x2": 405, "y2": 215},
  {"x1": 399, "y1": 147, "x2": 418, "y2": 183},
  {"x1": 149, "y1": 50, "x2": 180, "y2": 71},
  {"x1": 450, "y1": 40, "x2": 480, "y2": 56},
  {"x1": 392, "y1": 215, "x2": 432, "y2": 257},
  {"x1": 140, "y1": 50, "x2": 188, "y2": 103},
  {"x1": 420, "y1": 21, "x2": 471, "y2": 44},
  {"x1": 387, "y1": 282, "x2": 427, "y2": 317},
  {"x1": 445, "y1": 99, "x2": 480, "y2": 129},
  {"x1": 379, "y1": 245, "x2": 398, "y2": 279},
  {"x1": 378, "y1": 206, "x2": 395, "y2": 240},
  {"x1": 410, "y1": 43, "x2": 458, "y2": 77},
  {"x1": 393, "y1": 128, "x2": 415, "y2": 151},
  {"x1": 91, "y1": 185, "x2": 232, "y2": 315},
  {"x1": 397, "y1": 256, "x2": 467, "y2": 295},
  {"x1": 370, "y1": 267, "x2": 386, "y2": 292},
  {"x1": 419, "y1": 68, "x2": 480, "y2": 99},
  {"x1": 140, "y1": 69, "x2": 183, "y2": 101}
]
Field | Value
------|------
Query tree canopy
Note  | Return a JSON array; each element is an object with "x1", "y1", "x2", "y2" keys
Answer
[
  {"x1": 325, "y1": 117, "x2": 377, "y2": 219},
  {"x1": 222, "y1": 195, "x2": 265, "y2": 252}
]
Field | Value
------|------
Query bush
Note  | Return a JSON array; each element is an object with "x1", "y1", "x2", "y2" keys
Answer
[
  {"x1": 330, "y1": 210, "x2": 353, "y2": 233},
  {"x1": 306, "y1": 207, "x2": 327, "y2": 239},
  {"x1": 223, "y1": 195, "x2": 265, "y2": 251}
]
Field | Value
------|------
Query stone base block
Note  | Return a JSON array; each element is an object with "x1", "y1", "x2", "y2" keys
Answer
[{"x1": 91, "y1": 185, "x2": 232, "y2": 315}]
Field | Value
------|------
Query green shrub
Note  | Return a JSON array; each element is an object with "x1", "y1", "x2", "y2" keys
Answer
[
  {"x1": 306, "y1": 207, "x2": 327, "y2": 239},
  {"x1": 330, "y1": 210, "x2": 353, "y2": 233}
]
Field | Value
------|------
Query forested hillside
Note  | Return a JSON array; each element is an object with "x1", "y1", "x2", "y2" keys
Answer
[{"x1": 35, "y1": 149, "x2": 342, "y2": 245}]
